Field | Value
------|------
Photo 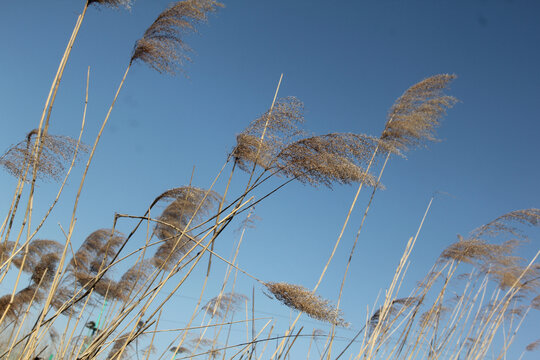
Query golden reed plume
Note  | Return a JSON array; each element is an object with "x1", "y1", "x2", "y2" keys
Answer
[
  {"x1": 277, "y1": 133, "x2": 381, "y2": 188},
  {"x1": 381, "y1": 74, "x2": 457, "y2": 152},
  {"x1": 233, "y1": 97, "x2": 381, "y2": 188},
  {"x1": 152, "y1": 186, "x2": 220, "y2": 270},
  {"x1": 0, "y1": 129, "x2": 87, "y2": 182},
  {"x1": 131, "y1": 0, "x2": 223, "y2": 74},
  {"x1": 87, "y1": 0, "x2": 132, "y2": 8},
  {"x1": 265, "y1": 282, "x2": 348, "y2": 326}
]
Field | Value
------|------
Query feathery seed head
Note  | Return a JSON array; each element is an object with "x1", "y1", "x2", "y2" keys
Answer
[
  {"x1": 69, "y1": 229, "x2": 125, "y2": 297},
  {"x1": 369, "y1": 297, "x2": 418, "y2": 330},
  {"x1": 232, "y1": 134, "x2": 274, "y2": 171},
  {"x1": 31, "y1": 252, "x2": 61, "y2": 285},
  {"x1": 277, "y1": 133, "x2": 381, "y2": 188},
  {"x1": 12, "y1": 239, "x2": 62, "y2": 274},
  {"x1": 440, "y1": 239, "x2": 507, "y2": 264},
  {"x1": 470, "y1": 208, "x2": 540, "y2": 240},
  {"x1": 381, "y1": 74, "x2": 457, "y2": 152},
  {"x1": 233, "y1": 97, "x2": 305, "y2": 171},
  {"x1": 170, "y1": 346, "x2": 189, "y2": 354},
  {"x1": 526, "y1": 339, "x2": 540, "y2": 352},
  {"x1": 202, "y1": 292, "x2": 247, "y2": 318},
  {"x1": 265, "y1": 282, "x2": 348, "y2": 326},
  {"x1": 87, "y1": 0, "x2": 132, "y2": 9},
  {"x1": 532, "y1": 295, "x2": 540, "y2": 310},
  {"x1": 131, "y1": 0, "x2": 223, "y2": 74},
  {"x1": 115, "y1": 260, "x2": 154, "y2": 301},
  {"x1": 106, "y1": 332, "x2": 133, "y2": 360},
  {"x1": 0, "y1": 129, "x2": 87, "y2": 182},
  {"x1": 152, "y1": 186, "x2": 220, "y2": 270},
  {"x1": 71, "y1": 229, "x2": 124, "y2": 273}
]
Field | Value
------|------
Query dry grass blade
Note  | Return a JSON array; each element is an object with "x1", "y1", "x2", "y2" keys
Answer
[
  {"x1": 87, "y1": 0, "x2": 132, "y2": 8},
  {"x1": 381, "y1": 74, "x2": 457, "y2": 152},
  {"x1": 470, "y1": 208, "x2": 540, "y2": 240},
  {"x1": 0, "y1": 129, "x2": 88, "y2": 182},
  {"x1": 277, "y1": 133, "x2": 380, "y2": 188},
  {"x1": 131, "y1": 0, "x2": 223, "y2": 74},
  {"x1": 232, "y1": 96, "x2": 305, "y2": 171},
  {"x1": 264, "y1": 282, "x2": 348, "y2": 326}
]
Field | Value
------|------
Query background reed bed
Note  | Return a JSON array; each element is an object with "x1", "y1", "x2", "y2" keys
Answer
[{"x1": 0, "y1": 1, "x2": 539, "y2": 359}]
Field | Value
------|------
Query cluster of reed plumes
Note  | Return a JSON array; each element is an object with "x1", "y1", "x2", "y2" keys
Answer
[{"x1": 0, "y1": 1, "x2": 538, "y2": 359}]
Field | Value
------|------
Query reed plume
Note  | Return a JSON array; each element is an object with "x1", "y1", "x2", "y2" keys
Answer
[
  {"x1": 264, "y1": 282, "x2": 347, "y2": 326},
  {"x1": 30, "y1": 252, "x2": 61, "y2": 285},
  {"x1": 381, "y1": 74, "x2": 457, "y2": 152},
  {"x1": 106, "y1": 332, "x2": 133, "y2": 360},
  {"x1": 170, "y1": 346, "x2": 189, "y2": 354},
  {"x1": 0, "y1": 129, "x2": 87, "y2": 182},
  {"x1": 532, "y1": 294, "x2": 540, "y2": 310},
  {"x1": 115, "y1": 260, "x2": 154, "y2": 302},
  {"x1": 527, "y1": 339, "x2": 540, "y2": 352},
  {"x1": 69, "y1": 229, "x2": 125, "y2": 297},
  {"x1": 152, "y1": 186, "x2": 220, "y2": 270},
  {"x1": 202, "y1": 292, "x2": 247, "y2": 318},
  {"x1": 131, "y1": 0, "x2": 223, "y2": 74},
  {"x1": 439, "y1": 238, "x2": 517, "y2": 265},
  {"x1": 233, "y1": 98, "x2": 381, "y2": 187},
  {"x1": 277, "y1": 133, "x2": 380, "y2": 188},
  {"x1": 488, "y1": 264, "x2": 539, "y2": 290},
  {"x1": 87, "y1": 0, "x2": 132, "y2": 8},
  {"x1": 0, "y1": 284, "x2": 46, "y2": 320},
  {"x1": 369, "y1": 297, "x2": 418, "y2": 330},
  {"x1": 232, "y1": 96, "x2": 305, "y2": 171},
  {"x1": 12, "y1": 239, "x2": 62, "y2": 274},
  {"x1": 470, "y1": 208, "x2": 540, "y2": 240}
]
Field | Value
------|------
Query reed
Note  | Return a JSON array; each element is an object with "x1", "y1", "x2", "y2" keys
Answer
[{"x1": 0, "y1": 1, "x2": 538, "y2": 360}]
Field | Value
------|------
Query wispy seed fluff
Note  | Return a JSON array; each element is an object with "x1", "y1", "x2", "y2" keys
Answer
[{"x1": 131, "y1": 0, "x2": 223, "y2": 74}]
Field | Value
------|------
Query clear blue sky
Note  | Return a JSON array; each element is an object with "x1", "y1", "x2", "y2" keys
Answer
[{"x1": 0, "y1": 0, "x2": 539, "y2": 358}]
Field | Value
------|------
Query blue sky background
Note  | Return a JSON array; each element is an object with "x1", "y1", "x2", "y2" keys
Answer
[{"x1": 0, "y1": 0, "x2": 539, "y2": 358}]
